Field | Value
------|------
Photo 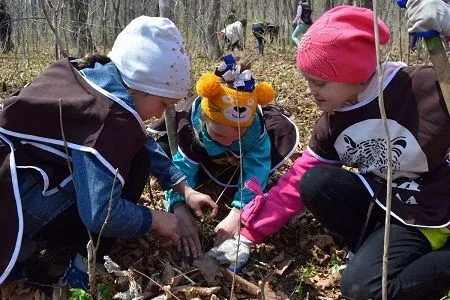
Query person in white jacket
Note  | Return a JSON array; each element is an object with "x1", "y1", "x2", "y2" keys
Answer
[{"x1": 222, "y1": 19, "x2": 247, "y2": 51}]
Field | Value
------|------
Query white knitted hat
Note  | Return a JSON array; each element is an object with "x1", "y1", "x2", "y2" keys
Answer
[{"x1": 109, "y1": 16, "x2": 191, "y2": 99}]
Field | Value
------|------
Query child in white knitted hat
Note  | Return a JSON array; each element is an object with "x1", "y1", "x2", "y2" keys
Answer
[{"x1": 0, "y1": 16, "x2": 217, "y2": 289}]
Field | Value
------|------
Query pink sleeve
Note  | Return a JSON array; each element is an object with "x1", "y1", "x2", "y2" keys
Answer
[{"x1": 240, "y1": 149, "x2": 339, "y2": 243}]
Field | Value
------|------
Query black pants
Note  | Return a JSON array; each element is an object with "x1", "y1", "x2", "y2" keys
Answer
[
  {"x1": 36, "y1": 146, "x2": 151, "y2": 260},
  {"x1": 300, "y1": 166, "x2": 450, "y2": 300},
  {"x1": 253, "y1": 32, "x2": 265, "y2": 55}
]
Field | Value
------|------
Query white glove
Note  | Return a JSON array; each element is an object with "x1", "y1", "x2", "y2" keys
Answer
[
  {"x1": 406, "y1": 0, "x2": 450, "y2": 36},
  {"x1": 206, "y1": 234, "x2": 253, "y2": 272}
]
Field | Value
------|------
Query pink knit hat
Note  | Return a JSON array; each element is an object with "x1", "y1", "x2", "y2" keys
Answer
[{"x1": 296, "y1": 5, "x2": 390, "y2": 83}]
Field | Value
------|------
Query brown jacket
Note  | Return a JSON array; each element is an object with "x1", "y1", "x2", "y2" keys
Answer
[
  {"x1": 309, "y1": 66, "x2": 450, "y2": 227},
  {"x1": 0, "y1": 58, "x2": 146, "y2": 283}
]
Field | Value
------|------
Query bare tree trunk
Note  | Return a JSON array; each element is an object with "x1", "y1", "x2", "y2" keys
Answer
[
  {"x1": 159, "y1": 0, "x2": 174, "y2": 20},
  {"x1": 242, "y1": 0, "x2": 247, "y2": 48},
  {"x1": 113, "y1": 0, "x2": 121, "y2": 37},
  {"x1": 182, "y1": 0, "x2": 189, "y2": 45},
  {"x1": 398, "y1": 6, "x2": 403, "y2": 62},
  {"x1": 72, "y1": 0, "x2": 92, "y2": 57},
  {"x1": 263, "y1": 0, "x2": 267, "y2": 21},
  {"x1": 102, "y1": 0, "x2": 107, "y2": 53},
  {"x1": 40, "y1": 0, "x2": 68, "y2": 59},
  {"x1": 198, "y1": 0, "x2": 207, "y2": 53},
  {"x1": 361, "y1": 0, "x2": 372, "y2": 9},
  {"x1": 159, "y1": 0, "x2": 178, "y2": 156},
  {"x1": 205, "y1": 0, "x2": 221, "y2": 60}
]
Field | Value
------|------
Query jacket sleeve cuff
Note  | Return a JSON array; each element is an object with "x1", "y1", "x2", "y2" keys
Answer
[
  {"x1": 165, "y1": 190, "x2": 186, "y2": 212},
  {"x1": 231, "y1": 199, "x2": 245, "y2": 208},
  {"x1": 134, "y1": 205, "x2": 153, "y2": 236},
  {"x1": 158, "y1": 165, "x2": 186, "y2": 191},
  {"x1": 240, "y1": 227, "x2": 264, "y2": 244},
  {"x1": 231, "y1": 186, "x2": 254, "y2": 208}
]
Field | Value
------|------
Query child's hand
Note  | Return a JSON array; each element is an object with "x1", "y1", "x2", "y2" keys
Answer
[
  {"x1": 173, "y1": 203, "x2": 202, "y2": 258},
  {"x1": 214, "y1": 208, "x2": 241, "y2": 246},
  {"x1": 185, "y1": 189, "x2": 219, "y2": 221},
  {"x1": 406, "y1": 0, "x2": 450, "y2": 36},
  {"x1": 150, "y1": 209, "x2": 180, "y2": 246}
]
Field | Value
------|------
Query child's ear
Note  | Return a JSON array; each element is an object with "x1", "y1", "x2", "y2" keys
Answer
[
  {"x1": 196, "y1": 73, "x2": 223, "y2": 99},
  {"x1": 255, "y1": 82, "x2": 275, "y2": 105}
]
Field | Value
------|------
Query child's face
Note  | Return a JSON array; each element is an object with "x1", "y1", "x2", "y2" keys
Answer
[
  {"x1": 131, "y1": 90, "x2": 178, "y2": 120},
  {"x1": 300, "y1": 70, "x2": 368, "y2": 112},
  {"x1": 205, "y1": 118, "x2": 248, "y2": 146}
]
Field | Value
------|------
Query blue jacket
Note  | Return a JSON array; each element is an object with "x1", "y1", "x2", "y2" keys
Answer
[{"x1": 165, "y1": 97, "x2": 271, "y2": 211}]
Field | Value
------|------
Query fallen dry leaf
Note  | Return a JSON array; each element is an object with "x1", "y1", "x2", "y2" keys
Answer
[
  {"x1": 184, "y1": 286, "x2": 220, "y2": 299},
  {"x1": 160, "y1": 263, "x2": 175, "y2": 285},
  {"x1": 310, "y1": 235, "x2": 335, "y2": 249},
  {"x1": 270, "y1": 251, "x2": 285, "y2": 264},
  {"x1": 273, "y1": 257, "x2": 294, "y2": 276},
  {"x1": 193, "y1": 255, "x2": 220, "y2": 283},
  {"x1": 311, "y1": 245, "x2": 331, "y2": 265},
  {"x1": 263, "y1": 281, "x2": 279, "y2": 300}
]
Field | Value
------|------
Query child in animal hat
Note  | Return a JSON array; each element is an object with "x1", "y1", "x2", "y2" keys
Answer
[
  {"x1": 0, "y1": 16, "x2": 217, "y2": 288},
  {"x1": 210, "y1": 5, "x2": 450, "y2": 297},
  {"x1": 150, "y1": 55, "x2": 299, "y2": 270}
]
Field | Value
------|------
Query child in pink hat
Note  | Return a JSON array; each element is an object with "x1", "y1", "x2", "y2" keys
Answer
[{"x1": 212, "y1": 5, "x2": 450, "y2": 299}]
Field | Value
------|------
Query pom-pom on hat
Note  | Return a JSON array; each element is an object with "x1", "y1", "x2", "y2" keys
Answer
[
  {"x1": 109, "y1": 16, "x2": 191, "y2": 99},
  {"x1": 296, "y1": 5, "x2": 390, "y2": 84},
  {"x1": 197, "y1": 55, "x2": 275, "y2": 128}
]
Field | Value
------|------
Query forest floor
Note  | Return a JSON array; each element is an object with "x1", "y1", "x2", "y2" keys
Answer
[{"x1": 0, "y1": 37, "x2": 423, "y2": 300}]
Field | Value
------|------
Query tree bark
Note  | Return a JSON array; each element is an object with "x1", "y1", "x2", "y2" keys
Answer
[
  {"x1": 76, "y1": 0, "x2": 93, "y2": 56},
  {"x1": 242, "y1": 0, "x2": 247, "y2": 48},
  {"x1": 159, "y1": 0, "x2": 178, "y2": 156},
  {"x1": 205, "y1": 0, "x2": 221, "y2": 60},
  {"x1": 113, "y1": 0, "x2": 121, "y2": 37},
  {"x1": 361, "y1": 0, "x2": 373, "y2": 9},
  {"x1": 159, "y1": 0, "x2": 174, "y2": 20},
  {"x1": 40, "y1": 0, "x2": 68, "y2": 58}
]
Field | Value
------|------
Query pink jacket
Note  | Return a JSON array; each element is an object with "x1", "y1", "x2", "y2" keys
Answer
[{"x1": 241, "y1": 149, "x2": 339, "y2": 243}]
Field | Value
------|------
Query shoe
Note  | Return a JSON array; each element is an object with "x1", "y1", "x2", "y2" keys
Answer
[{"x1": 59, "y1": 258, "x2": 89, "y2": 289}]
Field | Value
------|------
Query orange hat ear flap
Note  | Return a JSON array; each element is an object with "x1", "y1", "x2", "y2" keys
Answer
[
  {"x1": 254, "y1": 82, "x2": 275, "y2": 105},
  {"x1": 196, "y1": 73, "x2": 223, "y2": 99}
]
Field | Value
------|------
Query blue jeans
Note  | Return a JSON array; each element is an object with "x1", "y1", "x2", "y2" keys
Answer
[{"x1": 300, "y1": 166, "x2": 450, "y2": 300}]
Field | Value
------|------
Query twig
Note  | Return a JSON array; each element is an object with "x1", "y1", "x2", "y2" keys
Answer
[
  {"x1": 58, "y1": 99, "x2": 74, "y2": 186},
  {"x1": 259, "y1": 271, "x2": 275, "y2": 300},
  {"x1": 231, "y1": 78, "x2": 245, "y2": 296},
  {"x1": 131, "y1": 268, "x2": 182, "y2": 300},
  {"x1": 171, "y1": 267, "x2": 198, "y2": 285},
  {"x1": 215, "y1": 166, "x2": 239, "y2": 204},
  {"x1": 60, "y1": 99, "x2": 119, "y2": 294},
  {"x1": 59, "y1": 98, "x2": 99, "y2": 292},
  {"x1": 96, "y1": 168, "x2": 119, "y2": 252},
  {"x1": 156, "y1": 257, "x2": 197, "y2": 285},
  {"x1": 88, "y1": 167, "x2": 118, "y2": 295},
  {"x1": 87, "y1": 239, "x2": 96, "y2": 294},
  {"x1": 220, "y1": 267, "x2": 261, "y2": 296},
  {"x1": 372, "y1": 2, "x2": 393, "y2": 300}
]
